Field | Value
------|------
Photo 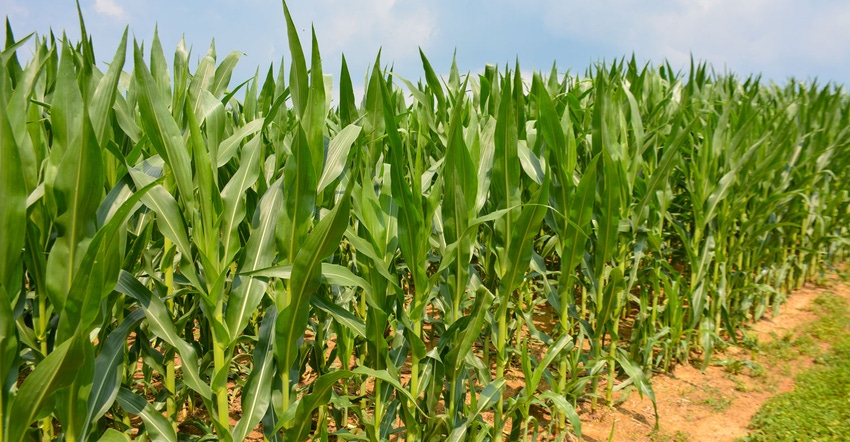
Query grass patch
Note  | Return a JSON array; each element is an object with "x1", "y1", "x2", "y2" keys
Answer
[
  {"x1": 697, "y1": 385, "x2": 733, "y2": 412},
  {"x1": 649, "y1": 429, "x2": 691, "y2": 442},
  {"x1": 713, "y1": 358, "x2": 763, "y2": 376},
  {"x1": 729, "y1": 376, "x2": 757, "y2": 393},
  {"x1": 741, "y1": 292, "x2": 850, "y2": 441}
]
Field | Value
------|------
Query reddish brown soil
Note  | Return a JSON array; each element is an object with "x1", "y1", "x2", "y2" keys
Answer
[{"x1": 577, "y1": 277, "x2": 850, "y2": 442}]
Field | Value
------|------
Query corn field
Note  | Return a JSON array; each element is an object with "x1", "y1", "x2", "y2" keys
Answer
[{"x1": 1, "y1": 4, "x2": 849, "y2": 441}]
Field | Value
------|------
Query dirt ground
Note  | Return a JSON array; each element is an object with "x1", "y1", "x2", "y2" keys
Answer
[
  {"x1": 577, "y1": 276, "x2": 850, "y2": 442},
  {"x1": 209, "y1": 273, "x2": 850, "y2": 442}
]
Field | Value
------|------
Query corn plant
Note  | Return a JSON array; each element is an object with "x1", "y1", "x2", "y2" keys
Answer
[{"x1": 2, "y1": 2, "x2": 849, "y2": 441}]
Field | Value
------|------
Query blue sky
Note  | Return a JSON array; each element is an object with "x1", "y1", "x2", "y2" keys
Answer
[{"x1": 3, "y1": 0, "x2": 850, "y2": 103}]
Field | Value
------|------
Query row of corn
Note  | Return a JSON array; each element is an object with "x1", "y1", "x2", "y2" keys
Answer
[{"x1": 1, "y1": 4, "x2": 849, "y2": 441}]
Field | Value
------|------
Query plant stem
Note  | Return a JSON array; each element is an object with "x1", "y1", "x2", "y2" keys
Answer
[
  {"x1": 606, "y1": 316, "x2": 619, "y2": 405},
  {"x1": 374, "y1": 379, "x2": 383, "y2": 439},
  {"x1": 493, "y1": 297, "x2": 509, "y2": 442},
  {"x1": 522, "y1": 417, "x2": 529, "y2": 442},
  {"x1": 406, "y1": 319, "x2": 421, "y2": 442},
  {"x1": 591, "y1": 275, "x2": 606, "y2": 413},
  {"x1": 281, "y1": 281, "x2": 292, "y2": 421},
  {"x1": 213, "y1": 341, "x2": 229, "y2": 427},
  {"x1": 37, "y1": 289, "x2": 53, "y2": 441},
  {"x1": 163, "y1": 238, "x2": 177, "y2": 429},
  {"x1": 166, "y1": 355, "x2": 176, "y2": 428},
  {"x1": 213, "y1": 298, "x2": 229, "y2": 429}
]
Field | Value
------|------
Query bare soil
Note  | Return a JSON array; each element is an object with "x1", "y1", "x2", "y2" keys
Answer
[{"x1": 577, "y1": 276, "x2": 850, "y2": 442}]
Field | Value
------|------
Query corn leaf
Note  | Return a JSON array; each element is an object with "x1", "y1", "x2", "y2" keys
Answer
[
  {"x1": 133, "y1": 42, "x2": 194, "y2": 213},
  {"x1": 6, "y1": 335, "x2": 84, "y2": 442},
  {"x1": 233, "y1": 309, "x2": 278, "y2": 442},
  {"x1": 115, "y1": 387, "x2": 177, "y2": 442},
  {"x1": 116, "y1": 271, "x2": 212, "y2": 400}
]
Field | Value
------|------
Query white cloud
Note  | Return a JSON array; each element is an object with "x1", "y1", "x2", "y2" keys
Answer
[
  {"x1": 644, "y1": 0, "x2": 850, "y2": 75},
  {"x1": 537, "y1": 0, "x2": 850, "y2": 79},
  {"x1": 0, "y1": 0, "x2": 30, "y2": 17},
  {"x1": 301, "y1": 0, "x2": 437, "y2": 67},
  {"x1": 94, "y1": 0, "x2": 126, "y2": 20}
]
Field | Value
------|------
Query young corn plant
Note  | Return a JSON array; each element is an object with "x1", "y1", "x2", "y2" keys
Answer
[{"x1": 2, "y1": 3, "x2": 850, "y2": 441}]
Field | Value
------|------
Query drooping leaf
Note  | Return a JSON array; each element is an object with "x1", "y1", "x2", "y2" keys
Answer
[
  {"x1": 616, "y1": 349, "x2": 658, "y2": 428},
  {"x1": 233, "y1": 309, "x2": 278, "y2": 442},
  {"x1": 6, "y1": 334, "x2": 84, "y2": 442},
  {"x1": 283, "y1": 370, "x2": 353, "y2": 440},
  {"x1": 116, "y1": 387, "x2": 178, "y2": 442},
  {"x1": 116, "y1": 271, "x2": 212, "y2": 400},
  {"x1": 84, "y1": 309, "x2": 146, "y2": 434}
]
